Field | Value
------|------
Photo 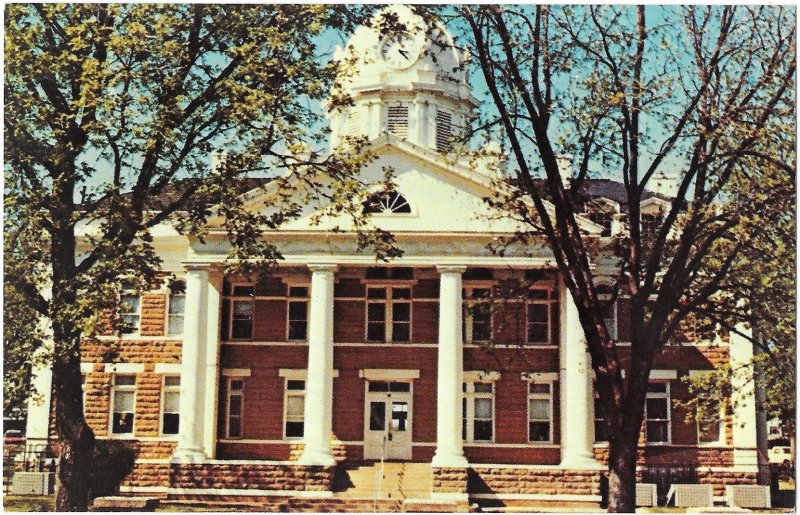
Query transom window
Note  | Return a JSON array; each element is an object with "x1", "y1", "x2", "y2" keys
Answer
[
  {"x1": 364, "y1": 192, "x2": 412, "y2": 214},
  {"x1": 645, "y1": 382, "x2": 671, "y2": 443},
  {"x1": 528, "y1": 382, "x2": 553, "y2": 443},
  {"x1": 366, "y1": 287, "x2": 412, "y2": 343},
  {"x1": 462, "y1": 382, "x2": 494, "y2": 442},
  {"x1": 284, "y1": 379, "x2": 305, "y2": 439}
]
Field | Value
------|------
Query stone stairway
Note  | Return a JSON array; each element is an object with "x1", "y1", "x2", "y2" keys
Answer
[{"x1": 333, "y1": 461, "x2": 432, "y2": 500}]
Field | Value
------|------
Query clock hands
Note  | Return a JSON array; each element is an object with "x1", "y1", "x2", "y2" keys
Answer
[{"x1": 398, "y1": 48, "x2": 409, "y2": 59}]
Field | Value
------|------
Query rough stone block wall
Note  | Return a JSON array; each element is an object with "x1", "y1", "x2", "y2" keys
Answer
[
  {"x1": 468, "y1": 467, "x2": 602, "y2": 497},
  {"x1": 170, "y1": 463, "x2": 334, "y2": 491},
  {"x1": 135, "y1": 369, "x2": 162, "y2": 437},
  {"x1": 82, "y1": 339, "x2": 182, "y2": 364},
  {"x1": 592, "y1": 446, "x2": 734, "y2": 468},
  {"x1": 140, "y1": 294, "x2": 167, "y2": 337},
  {"x1": 432, "y1": 467, "x2": 468, "y2": 493},
  {"x1": 84, "y1": 369, "x2": 112, "y2": 436}
]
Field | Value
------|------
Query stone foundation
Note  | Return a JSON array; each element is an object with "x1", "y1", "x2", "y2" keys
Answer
[
  {"x1": 468, "y1": 467, "x2": 603, "y2": 497},
  {"x1": 121, "y1": 462, "x2": 334, "y2": 493},
  {"x1": 431, "y1": 467, "x2": 469, "y2": 494}
]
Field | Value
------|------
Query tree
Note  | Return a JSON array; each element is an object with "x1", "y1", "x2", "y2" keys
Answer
[
  {"x1": 4, "y1": 4, "x2": 392, "y2": 510},
  {"x1": 442, "y1": 5, "x2": 795, "y2": 511}
]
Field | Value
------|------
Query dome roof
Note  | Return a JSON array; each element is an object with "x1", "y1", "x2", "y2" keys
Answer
[{"x1": 332, "y1": 5, "x2": 471, "y2": 99}]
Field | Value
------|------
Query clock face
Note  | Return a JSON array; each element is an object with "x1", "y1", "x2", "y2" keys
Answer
[{"x1": 379, "y1": 31, "x2": 424, "y2": 69}]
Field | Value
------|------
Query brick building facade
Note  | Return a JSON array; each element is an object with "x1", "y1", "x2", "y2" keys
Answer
[{"x1": 25, "y1": 5, "x2": 764, "y2": 506}]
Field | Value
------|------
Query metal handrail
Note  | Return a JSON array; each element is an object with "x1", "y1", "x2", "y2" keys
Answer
[{"x1": 375, "y1": 433, "x2": 388, "y2": 512}]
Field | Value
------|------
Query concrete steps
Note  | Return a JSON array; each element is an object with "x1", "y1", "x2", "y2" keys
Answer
[{"x1": 333, "y1": 461, "x2": 432, "y2": 500}]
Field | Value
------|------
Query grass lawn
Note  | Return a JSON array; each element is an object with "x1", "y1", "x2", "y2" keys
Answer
[{"x1": 3, "y1": 495, "x2": 55, "y2": 512}]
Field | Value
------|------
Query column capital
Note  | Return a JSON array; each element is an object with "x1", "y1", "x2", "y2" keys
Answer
[
  {"x1": 436, "y1": 265, "x2": 466, "y2": 274},
  {"x1": 183, "y1": 262, "x2": 214, "y2": 273},
  {"x1": 308, "y1": 263, "x2": 338, "y2": 273}
]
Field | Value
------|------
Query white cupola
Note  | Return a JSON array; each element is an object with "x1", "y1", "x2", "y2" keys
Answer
[{"x1": 328, "y1": 5, "x2": 478, "y2": 152}]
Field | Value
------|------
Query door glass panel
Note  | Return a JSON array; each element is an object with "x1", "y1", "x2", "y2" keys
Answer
[
  {"x1": 368, "y1": 381, "x2": 389, "y2": 392},
  {"x1": 391, "y1": 402, "x2": 408, "y2": 431},
  {"x1": 370, "y1": 401, "x2": 386, "y2": 431},
  {"x1": 389, "y1": 382, "x2": 410, "y2": 393}
]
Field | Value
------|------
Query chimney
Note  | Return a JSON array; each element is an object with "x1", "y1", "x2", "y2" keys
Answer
[{"x1": 556, "y1": 154, "x2": 573, "y2": 188}]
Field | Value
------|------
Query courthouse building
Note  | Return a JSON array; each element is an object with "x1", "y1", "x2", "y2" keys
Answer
[{"x1": 26, "y1": 5, "x2": 764, "y2": 508}]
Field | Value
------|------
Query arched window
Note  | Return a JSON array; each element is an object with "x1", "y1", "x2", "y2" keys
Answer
[{"x1": 364, "y1": 192, "x2": 412, "y2": 214}]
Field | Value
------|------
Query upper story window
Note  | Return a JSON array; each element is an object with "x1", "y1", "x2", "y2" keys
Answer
[
  {"x1": 645, "y1": 382, "x2": 671, "y2": 443},
  {"x1": 641, "y1": 213, "x2": 662, "y2": 236},
  {"x1": 587, "y1": 211, "x2": 614, "y2": 237},
  {"x1": 387, "y1": 104, "x2": 409, "y2": 138},
  {"x1": 166, "y1": 280, "x2": 186, "y2": 336},
  {"x1": 366, "y1": 286, "x2": 411, "y2": 343},
  {"x1": 288, "y1": 287, "x2": 309, "y2": 341},
  {"x1": 364, "y1": 191, "x2": 412, "y2": 214},
  {"x1": 526, "y1": 289, "x2": 557, "y2": 345},
  {"x1": 228, "y1": 285, "x2": 254, "y2": 340},
  {"x1": 120, "y1": 290, "x2": 141, "y2": 334},
  {"x1": 463, "y1": 287, "x2": 492, "y2": 343},
  {"x1": 436, "y1": 109, "x2": 453, "y2": 153}
]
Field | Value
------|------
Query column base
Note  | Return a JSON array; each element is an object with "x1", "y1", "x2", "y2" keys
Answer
[
  {"x1": 559, "y1": 457, "x2": 604, "y2": 470},
  {"x1": 297, "y1": 449, "x2": 336, "y2": 467},
  {"x1": 431, "y1": 452, "x2": 469, "y2": 468},
  {"x1": 170, "y1": 447, "x2": 207, "y2": 463}
]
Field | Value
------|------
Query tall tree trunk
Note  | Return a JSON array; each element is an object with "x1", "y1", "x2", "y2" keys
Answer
[
  {"x1": 607, "y1": 436, "x2": 638, "y2": 512},
  {"x1": 52, "y1": 330, "x2": 96, "y2": 511}
]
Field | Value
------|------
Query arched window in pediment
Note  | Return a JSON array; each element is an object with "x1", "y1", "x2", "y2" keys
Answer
[{"x1": 364, "y1": 191, "x2": 412, "y2": 214}]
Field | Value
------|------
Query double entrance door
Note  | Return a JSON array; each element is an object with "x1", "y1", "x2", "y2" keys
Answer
[{"x1": 363, "y1": 381, "x2": 412, "y2": 460}]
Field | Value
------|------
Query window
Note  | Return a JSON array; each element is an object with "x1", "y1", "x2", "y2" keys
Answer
[
  {"x1": 528, "y1": 382, "x2": 552, "y2": 442},
  {"x1": 366, "y1": 287, "x2": 411, "y2": 343},
  {"x1": 364, "y1": 192, "x2": 412, "y2": 214},
  {"x1": 587, "y1": 210, "x2": 614, "y2": 237},
  {"x1": 120, "y1": 293, "x2": 141, "y2": 334},
  {"x1": 288, "y1": 287, "x2": 309, "y2": 341},
  {"x1": 226, "y1": 378, "x2": 244, "y2": 438},
  {"x1": 526, "y1": 289, "x2": 555, "y2": 345},
  {"x1": 462, "y1": 382, "x2": 494, "y2": 442},
  {"x1": 697, "y1": 395, "x2": 723, "y2": 444},
  {"x1": 284, "y1": 380, "x2": 305, "y2": 439},
  {"x1": 645, "y1": 383, "x2": 671, "y2": 443},
  {"x1": 600, "y1": 299, "x2": 617, "y2": 341},
  {"x1": 229, "y1": 285, "x2": 254, "y2": 340},
  {"x1": 111, "y1": 375, "x2": 136, "y2": 435},
  {"x1": 463, "y1": 288, "x2": 492, "y2": 343},
  {"x1": 594, "y1": 390, "x2": 608, "y2": 442},
  {"x1": 436, "y1": 109, "x2": 453, "y2": 153},
  {"x1": 641, "y1": 213, "x2": 662, "y2": 236},
  {"x1": 387, "y1": 104, "x2": 409, "y2": 138},
  {"x1": 166, "y1": 280, "x2": 186, "y2": 335},
  {"x1": 161, "y1": 376, "x2": 180, "y2": 435}
]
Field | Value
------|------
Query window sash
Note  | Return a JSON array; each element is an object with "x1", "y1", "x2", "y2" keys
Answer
[
  {"x1": 167, "y1": 293, "x2": 185, "y2": 335},
  {"x1": 226, "y1": 379, "x2": 244, "y2": 438},
  {"x1": 528, "y1": 383, "x2": 553, "y2": 443},
  {"x1": 526, "y1": 303, "x2": 550, "y2": 344},
  {"x1": 111, "y1": 377, "x2": 136, "y2": 435},
  {"x1": 120, "y1": 294, "x2": 141, "y2": 333},
  {"x1": 162, "y1": 378, "x2": 180, "y2": 436},
  {"x1": 462, "y1": 382, "x2": 494, "y2": 443},
  {"x1": 645, "y1": 383, "x2": 671, "y2": 443},
  {"x1": 230, "y1": 299, "x2": 254, "y2": 339},
  {"x1": 366, "y1": 287, "x2": 412, "y2": 343}
]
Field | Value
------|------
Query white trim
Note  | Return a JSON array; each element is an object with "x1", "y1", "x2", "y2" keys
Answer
[
  {"x1": 154, "y1": 363, "x2": 182, "y2": 374},
  {"x1": 464, "y1": 443, "x2": 561, "y2": 449},
  {"x1": 359, "y1": 369, "x2": 420, "y2": 380},
  {"x1": 470, "y1": 493, "x2": 602, "y2": 502},
  {"x1": 104, "y1": 363, "x2": 145, "y2": 374},
  {"x1": 463, "y1": 371, "x2": 501, "y2": 382},
  {"x1": 468, "y1": 462, "x2": 606, "y2": 471},
  {"x1": 80, "y1": 363, "x2": 95, "y2": 373},
  {"x1": 278, "y1": 369, "x2": 340, "y2": 379},
  {"x1": 222, "y1": 368, "x2": 251, "y2": 377},
  {"x1": 521, "y1": 372, "x2": 559, "y2": 382},
  {"x1": 166, "y1": 487, "x2": 333, "y2": 498},
  {"x1": 650, "y1": 369, "x2": 678, "y2": 380}
]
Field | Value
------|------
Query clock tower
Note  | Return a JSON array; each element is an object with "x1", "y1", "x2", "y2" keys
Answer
[{"x1": 328, "y1": 5, "x2": 477, "y2": 152}]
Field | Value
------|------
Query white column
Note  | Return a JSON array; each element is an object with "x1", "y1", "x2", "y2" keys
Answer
[
  {"x1": 730, "y1": 324, "x2": 759, "y2": 468},
  {"x1": 559, "y1": 277, "x2": 597, "y2": 468},
  {"x1": 202, "y1": 268, "x2": 223, "y2": 459},
  {"x1": 431, "y1": 265, "x2": 468, "y2": 468},
  {"x1": 298, "y1": 263, "x2": 337, "y2": 466},
  {"x1": 25, "y1": 345, "x2": 53, "y2": 443},
  {"x1": 172, "y1": 267, "x2": 209, "y2": 462}
]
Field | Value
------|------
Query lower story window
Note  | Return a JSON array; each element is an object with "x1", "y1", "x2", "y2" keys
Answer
[
  {"x1": 645, "y1": 383, "x2": 671, "y2": 443},
  {"x1": 528, "y1": 382, "x2": 552, "y2": 443},
  {"x1": 226, "y1": 378, "x2": 244, "y2": 438},
  {"x1": 594, "y1": 390, "x2": 608, "y2": 442},
  {"x1": 112, "y1": 374, "x2": 136, "y2": 435},
  {"x1": 161, "y1": 376, "x2": 180, "y2": 435},
  {"x1": 284, "y1": 380, "x2": 305, "y2": 439},
  {"x1": 697, "y1": 395, "x2": 723, "y2": 444},
  {"x1": 462, "y1": 382, "x2": 494, "y2": 442}
]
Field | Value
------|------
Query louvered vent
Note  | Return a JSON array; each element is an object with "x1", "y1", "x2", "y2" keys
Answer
[
  {"x1": 436, "y1": 109, "x2": 453, "y2": 152},
  {"x1": 387, "y1": 105, "x2": 409, "y2": 138},
  {"x1": 347, "y1": 109, "x2": 361, "y2": 137},
  {"x1": 670, "y1": 484, "x2": 713, "y2": 507},
  {"x1": 635, "y1": 484, "x2": 657, "y2": 507}
]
